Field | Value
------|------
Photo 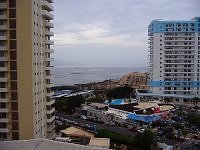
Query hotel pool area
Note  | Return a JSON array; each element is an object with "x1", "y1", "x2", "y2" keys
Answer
[{"x1": 109, "y1": 99, "x2": 125, "y2": 105}]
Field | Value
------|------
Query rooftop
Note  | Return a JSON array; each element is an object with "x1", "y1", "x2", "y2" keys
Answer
[
  {"x1": 60, "y1": 127, "x2": 94, "y2": 138},
  {"x1": 0, "y1": 138, "x2": 109, "y2": 150},
  {"x1": 89, "y1": 138, "x2": 110, "y2": 149}
]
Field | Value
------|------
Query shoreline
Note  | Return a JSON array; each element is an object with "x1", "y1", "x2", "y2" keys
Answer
[{"x1": 53, "y1": 72, "x2": 148, "y2": 91}]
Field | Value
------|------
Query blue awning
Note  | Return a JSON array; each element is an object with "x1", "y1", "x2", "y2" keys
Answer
[{"x1": 127, "y1": 113, "x2": 161, "y2": 123}]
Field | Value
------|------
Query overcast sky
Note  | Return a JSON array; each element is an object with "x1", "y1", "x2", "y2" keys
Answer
[{"x1": 53, "y1": 0, "x2": 199, "y2": 67}]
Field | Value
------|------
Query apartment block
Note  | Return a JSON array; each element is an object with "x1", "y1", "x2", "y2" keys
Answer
[
  {"x1": 148, "y1": 17, "x2": 200, "y2": 101},
  {"x1": 0, "y1": 0, "x2": 55, "y2": 140}
]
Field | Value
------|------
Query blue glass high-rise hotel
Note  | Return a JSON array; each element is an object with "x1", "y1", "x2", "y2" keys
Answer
[{"x1": 137, "y1": 17, "x2": 200, "y2": 103}]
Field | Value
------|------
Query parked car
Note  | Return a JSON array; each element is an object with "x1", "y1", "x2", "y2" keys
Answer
[{"x1": 137, "y1": 128, "x2": 146, "y2": 133}]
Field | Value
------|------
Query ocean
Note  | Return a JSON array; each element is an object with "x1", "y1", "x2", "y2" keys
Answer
[{"x1": 53, "y1": 66, "x2": 147, "y2": 86}]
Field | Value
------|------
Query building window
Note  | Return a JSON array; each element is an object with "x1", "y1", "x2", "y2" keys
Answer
[
  {"x1": 11, "y1": 112, "x2": 18, "y2": 120},
  {"x1": 10, "y1": 71, "x2": 17, "y2": 80},
  {"x1": 10, "y1": 30, "x2": 16, "y2": 39},
  {"x1": 12, "y1": 132, "x2": 19, "y2": 140},
  {"x1": 0, "y1": 61, "x2": 5, "y2": 67},
  {"x1": 10, "y1": 40, "x2": 17, "y2": 49},
  {"x1": 12, "y1": 122, "x2": 19, "y2": 130},
  {"x1": 0, "y1": 133, "x2": 7, "y2": 139},
  {"x1": 0, "y1": 103, "x2": 6, "y2": 108},
  {"x1": 0, "y1": 92, "x2": 6, "y2": 98},
  {"x1": 10, "y1": 61, "x2": 17, "y2": 70},
  {"x1": 11, "y1": 102, "x2": 18, "y2": 111},
  {"x1": 0, "y1": 123, "x2": 6, "y2": 128},
  {"x1": 10, "y1": 51, "x2": 17, "y2": 60},
  {"x1": 9, "y1": 0, "x2": 16, "y2": 8},
  {"x1": 11, "y1": 92, "x2": 17, "y2": 100},
  {"x1": 9, "y1": 9, "x2": 16, "y2": 18},
  {"x1": 9, "y1": 19, "x2": 16, "y2": 28},
  {"x1": 0, "y1": 82, "x2": 5, "y2": 88},
  {"x1": 0, "y1": 113, "x2": 6, "y2": 118},
  {"x1": 11, "y1": 81, "x2": 17, "y2": 90}
]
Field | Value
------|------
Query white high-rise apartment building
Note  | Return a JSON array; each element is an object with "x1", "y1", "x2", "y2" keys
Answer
[
  {"x1": 0, "y1": 0, "x2": 55, "y2": 140},
  {"x1": 148, "y1": 17, "x2": 200, "y2": 101}
]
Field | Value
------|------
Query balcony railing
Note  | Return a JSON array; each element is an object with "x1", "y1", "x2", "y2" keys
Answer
[
  {"x1": 45, "y1": 39, "x2": 54, "y2": 45},
  {"x1": 0, "y1": 108, "x2": 9, "y2": 113},
  {"x1": 45, "y1": 31, "x2": 54, "y2": 36},
  {"x1": 47, "y1": 107, "x2": 55, "y2": 115},
  {"x1": 45, "y1": 21, "x2": 54, "y2": 28},
  {"x1": 0, "y1": 128, "x2": 9, "y2": 133},
  {"x1": 47, "y1": 99, "x2": 55, "y2": 106},
  {"x1": 0, "y1": 67, "x2": 8, "y2": 71},
  {"x1": 0, "y1": 57, "x2": 8, "y2": 61},
  {"x1": 45, "y1": 48, "x2": 54, "y2": 53},
  {"x1": 0, "y1": 77, "x2": 8, "y2": 82},
  {"x1": 0, "y1": 25, "x2": 7, "y2": 30},
  {"x1": 0, "y1": 35, "x2": 7, "y2": 40},
  {"x1": 0, "y1": 118, "x2": 9, "y2": 123},
  {"x1": 42, "y1": 10, "x2": 53, "y2": 20},
  {"x1": 0, "y1": 14, "x2": 7, "y2": 20},
  {"x1": 0, "y1": 87, "x2": 8, "y2": 92},
  {"x1": 0, "y1": 3, "x2": 7, "y2": 9},
  {"x1": 42, "y1": 0, "x2": 54, "y2": 11},
  {"x1": 0, "y1": 98, "x2": 8, "y2": 102},
  {"x1": 0, "y1": 46, "x2": 7, "y2": 51}
]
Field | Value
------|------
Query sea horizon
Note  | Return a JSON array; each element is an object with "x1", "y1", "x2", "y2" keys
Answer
[{"x1": 53, "y1": 66, "x2": 148, "y2": 86}]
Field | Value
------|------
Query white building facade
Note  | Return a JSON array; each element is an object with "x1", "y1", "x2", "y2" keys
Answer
[{"x1": 148, "y1": 17, "x2": 200, "y2": 101}]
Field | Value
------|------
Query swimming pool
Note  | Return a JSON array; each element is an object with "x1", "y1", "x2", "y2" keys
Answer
[{"x1": 110, "y1": 99, "x2": 124, "y2": 105}]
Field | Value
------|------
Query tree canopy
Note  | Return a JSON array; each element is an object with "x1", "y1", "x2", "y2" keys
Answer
[
  {"x1": 107, "y1": 86, "x2": 133, "y2": 99},
  {"x1": 55, "y1": 95, "x2": 85, "y2": 113}
]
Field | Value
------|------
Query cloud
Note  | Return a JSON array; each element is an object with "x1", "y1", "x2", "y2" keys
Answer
[
  {"x1": 53, "y1": 0, "x2": 199, "y2": 67},
  {"x1": 54, "y1": 22, "x2": 145, "y2": 46}
]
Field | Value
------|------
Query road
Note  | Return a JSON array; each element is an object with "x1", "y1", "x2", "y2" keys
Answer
[{"x1": 56, "y1": 114, "x2": 137, "y2": 137}]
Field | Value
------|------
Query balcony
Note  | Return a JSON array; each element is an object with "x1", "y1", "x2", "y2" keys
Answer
[
  {"x1": 0, "y1": 87, "x2": 8, "y2": 92},
  {"x1": 46, "y1": 91, "x2": 54, "y2": 97},
  {"x1": 47, "y1": 99, "x2": 55, "y2": 106},
  {"x1": 45, "y1": 48, "x2": 54, "y2": 53},
  {"x1": 0, "y1": 35, "x2": 7, "y2": 40},
  {"x1": 0, "y1": 77, "x2": 8, "y2": 82},
  {"x1": 45, "y1": 65, "x2": 53, "y2": 70},
  {"x1": 47, "y1": 124, "x2": 55, "y2": 132},
  {"x1": 42, "y1": 10, "x2": 53, "y2": 20},
  {"x1": 0, "y1": 3, "x2": 7, "y2": 9},
  {"x1": 45, "y1": 21, "x2": 54, "y2": 28},
  {"x1": 0, "y1": 14, "x2": 7, "y2": 20},
  {"x1": 45, "y1": 57, "x2": 54, "y2": 62},
  {"x1": 47, "y1": 0, "x2": 54, "y2": 3},
  {"x1": 46, "y1": 83, "x2": 54, "y2": 88},
  {"x1": 0, "y1": 46, "x2": 7, "y2": 51},
  {"x1": 0, "y1": 128, "x2": 9, "y2": 133},
  {"x1": 0, "y1": 67, "x2": 8, "y2": 71},
  {"x1": 0, "y1": 56, "x2": 8, "y2": 61},
  {"x1": 0, "y1": 98, "x2": 8, "y2": 102},
  {"x1": 47, "y1": 130, "x2": 55, "y2": 139},
  {"x1": 0, "y1": 25, "x2": 7, "y2": 30},
  {"x1": 45, "y1": 39, "x2": 54, "y2": 45},
  {"x1": 45, "y1": 74, "x2": 53, "y2": 80},
  {"x1": 45, "y1": 31, "x2": 54, "y2": 36},
  {"x1": 0, "y1": 108, "x2": 9, "y2": 113},
  {"x1": 47, "y1": 107, "x2": 55, "y2": 115},
  {"x1": 0, "y1": 118, "x2": 9, "y2": 123},
  {"x1": 42, "y1": 0, "x2": 54, "y2": 11},
  {"x1": 47, "y1": 115, "x2": 55, "y2": 123}
]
